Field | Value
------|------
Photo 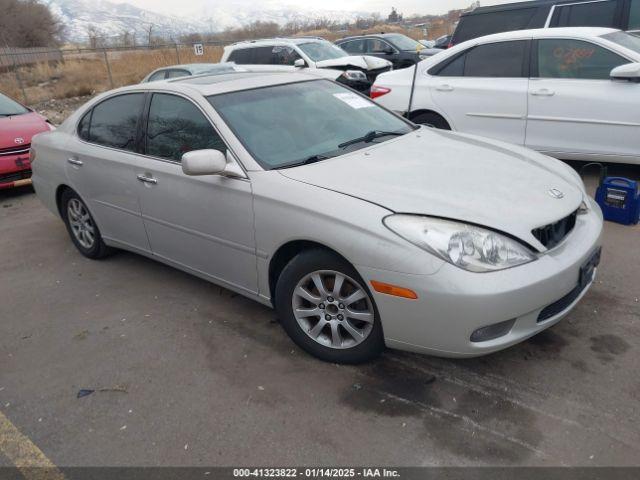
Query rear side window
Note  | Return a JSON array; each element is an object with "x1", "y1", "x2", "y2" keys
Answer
[
  {"x1": 435, "y1": 41, "x2": 527, "y2": 77},
  {"x1": 227, "y1": 48, "x2": 252, "y2": 64},
  {"x1": 145, "y1": 93, "x2": 226, "y2": 162},
  {"x1": 340, "y1": 39, "x2": 366, "y2": 54},
  {"x1": 87, "y1": 94, "x2": 144, "y2": 151},
  {"x1": 453, "y1": 8, "x2": 538, "y2": 44},
  {"x1": 551, "y1": 0, "x2": 618, "y2": 27},
  {"x1": 250, "y1": 46, "x2": 276, "y2": 64},
  {"x1": 537, "y1": 38, "x2": 628, "y2": 79}
]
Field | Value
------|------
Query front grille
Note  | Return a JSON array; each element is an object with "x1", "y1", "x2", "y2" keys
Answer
[
  {"x1": 532, "y1": 210, "x2": 578, "y2": 249},
  {"x1": 0, "y1": 169, "x2": 31, "y2": 184},
  {"x1": 0, "y1": 144, "x2": 31, "y2": 157},
  {"x1": 537, "y1": 281, "x2": 588, "y2": 323}
]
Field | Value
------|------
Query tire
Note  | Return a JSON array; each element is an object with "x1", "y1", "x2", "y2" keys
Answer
[
  {"x1": 275, "y1": 249, "x2": 385, "y2": 364},
  {"x1": 411, "y1": 112, "x2": 451, "y2": 130},
  {"x1": 60, "y1": 189, "x2": 112, "y2": 259}
]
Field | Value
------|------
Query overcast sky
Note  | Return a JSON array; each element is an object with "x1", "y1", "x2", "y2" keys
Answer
[{"x1": 124, "y1": 0, "x2": 520, "y2": 17}]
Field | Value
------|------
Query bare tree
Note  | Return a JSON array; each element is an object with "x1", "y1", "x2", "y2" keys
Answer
[{"x1": 0, "y1": 0, "x2": 63, "y2": 47}]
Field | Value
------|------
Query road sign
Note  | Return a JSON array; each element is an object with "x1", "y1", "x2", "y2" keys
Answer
[{"x1": 193, "y1": 44, "x2": 204, "y2": 56}]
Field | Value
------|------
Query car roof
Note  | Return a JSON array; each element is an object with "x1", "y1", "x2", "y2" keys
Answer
[
  {"x1": 460, "y1": 0, "x2": 562, "y2": 17},
  {"x1": 150, "y1": 62, "x2": 239, "y2": 74},
  {"x1": 337, "y1": 33, "x2": 406, "y2": 41},
  {"x1": 227, "y1": 37, "x2": 326, "y2": 49},
  {"x1": 458, "y1": 26, "x2": 619, "y2": 44},
  {"x1": 123, "y1": 71, "x2": 321, "y2": 97}
]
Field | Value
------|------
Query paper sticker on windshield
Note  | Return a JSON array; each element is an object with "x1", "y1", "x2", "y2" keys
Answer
[{"x1": 333, "y1": 92, "x2": 374, "y2": 109}]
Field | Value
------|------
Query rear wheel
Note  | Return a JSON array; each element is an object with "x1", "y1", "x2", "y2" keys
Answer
[
  {"x1": 61, "y1": 189, "x2": 112, "y2": 259},
  {"x1": 411, "y1": 112, "x2": 451, "y2": 130},
  {"x1": 275, "y1": 249, "x2": 384, "y2": 364}
]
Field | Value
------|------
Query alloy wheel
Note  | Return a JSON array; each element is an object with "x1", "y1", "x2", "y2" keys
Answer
[
  {"x1": 67, "y1": 198, "x2": 95, "y2": 249},
  {"x1": 292, "y1": 270, "x2": 375, "y2": 349}
]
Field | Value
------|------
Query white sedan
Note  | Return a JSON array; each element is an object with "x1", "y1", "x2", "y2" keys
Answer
[
  {"x1": 372, "y1": 27, "x2": 640, "y2": 165},
  {"x1": 31, "y1": 72, "x2": 602, "y2": 363}
]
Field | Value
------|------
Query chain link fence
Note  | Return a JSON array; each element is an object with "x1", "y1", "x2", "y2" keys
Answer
[{"x1": 0, "y1": 41, "x2": 229, "y2": 106}]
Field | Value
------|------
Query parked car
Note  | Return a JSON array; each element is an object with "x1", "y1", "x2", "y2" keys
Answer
[
  {"x1": 142, "y1": 62, "x2": 372, "y2": 93},
  {"x1": 336, "y1": 33, "x2": 431, "y2": 68},
  {"x1": 142, "y1": 63, "x2": 245, "y2": 82},
  {"x1": 220, "y1": 37, "x2": 392, "y2": 86},
  {"x1": 1, "y1": 92, "x2": 53, "y2": 190},
  {"x1": 451, "y1": 0, "x2": 640, "y2": 46},
  {"x1": 372, "y1": 28, "x2": 640, "y2": 165},
  {"x1": 31, "y1": 72, "x2": 602, "y2": 363},
  {"x1": 433, "y1": 34, "x2": 453, "y2": 49}
]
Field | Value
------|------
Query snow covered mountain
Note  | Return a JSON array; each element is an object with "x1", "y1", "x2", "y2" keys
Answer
[{"x1": 43, "y1": 0, "x2": 369, "y2": 43}]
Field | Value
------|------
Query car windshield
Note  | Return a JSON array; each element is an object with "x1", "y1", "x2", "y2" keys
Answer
[
  {"x1": 601, "y1": 31, "x2": 640, "y2": 55},
  {"x1": 386, "y1": 34, "x2": 422, "y2": 51},
  {"x1": 208, "y1": 80, "x2": 414, "y2": 170},
  {"x1": 297, "y1": 41, "x2": 348, "y2": 61},
  {"x1": 0, "y1": 93, "x2": 28, "y2": 116}
]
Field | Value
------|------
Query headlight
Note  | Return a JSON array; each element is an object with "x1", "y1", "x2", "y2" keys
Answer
[
  {"x1": 341, "y1": 70, "x2": 367, "y2": 81},
  {"x1": 384, "y1": 215, "x2": 537, "y2": 273}
]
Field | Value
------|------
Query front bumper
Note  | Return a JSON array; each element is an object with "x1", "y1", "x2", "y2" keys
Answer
[
  {"x1": 0, "y1": 153, "x2": 32, "y2": 189},
  {"x1": 357, "y1": 199, "x2": 604, "y2": 357}
]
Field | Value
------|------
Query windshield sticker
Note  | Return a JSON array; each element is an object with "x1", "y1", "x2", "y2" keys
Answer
[{"x1": 333, "y1": 92, "x2": 374, "y2": 109}]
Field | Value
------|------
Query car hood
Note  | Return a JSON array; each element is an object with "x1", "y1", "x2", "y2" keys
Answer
[
  {"x1": 316, "y1": 55, "x2": 392, "y2": 71},
  {"x1": 279, "y1": 129, "x2": 584, "y2": 251},
  {"x1": 0, "y1": 112, "x2": 49, "y2": 148}
]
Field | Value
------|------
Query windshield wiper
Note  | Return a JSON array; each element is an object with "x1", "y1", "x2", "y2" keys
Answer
[
  {"x1": 338, "y1": 130, "x2": 405, "y2": 149},
  {"x1": 278, "y1": 154, "x2": 332, "y2": 170}
]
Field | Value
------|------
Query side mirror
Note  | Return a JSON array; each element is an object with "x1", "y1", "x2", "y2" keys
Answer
[
  {"x1": 294, "y1": 58, "x2": 307, "y2": 68},
  {"x1": 181, "y1": 149, "x2": 227, "y2": 176},
  {"x1": 610, "y1": 63, "x2": 640, "y2": 82}
]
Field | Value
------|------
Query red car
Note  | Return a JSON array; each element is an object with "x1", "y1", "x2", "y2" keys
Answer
[{"x1": 1, "y1": 92, "x2": 53, "y2": 190}]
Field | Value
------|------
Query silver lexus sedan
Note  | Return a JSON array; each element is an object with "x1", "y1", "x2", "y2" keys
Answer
[{"x1": 31, "y1": 72, "x2": 603, "y2": 364}]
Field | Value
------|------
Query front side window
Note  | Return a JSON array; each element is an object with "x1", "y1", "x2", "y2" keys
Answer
[
  {"x1": 0, "y1": 93, "x2": 29, "y2": 117},
  {"x1": 628, "y1": 0, "x2": 640, "y2": 30},
  {"x1": 537, "y1": 38, "x2": 629, "y2": 79},
  {"x1": 88, "y1": 93, "x2": 144, "y2": 151},
  {"x1": 208, "y1": 80, "x2": 413, "y2": 170},
  {"x1": 552, "y1": 0, "x2": 618, "y2": 27},
  {"x1": 297, "y1": 41, "x2": 347, "y2": 61},
  {"x1": 340, "y1": 39, "x2": 366, "y2": 54},
  {"x1": 384, "y1": 34, "x2": 421, "y2": 51},
  {"x1": 146, "y1": 93, "x2": 226, "y2": 162},
  {"x1": 367, "y1": 39, "x2": 395, "y2": 54},
  {"x1": 272, "y1": 46, "x2": 302, "y2": 65},
  {"x1": 435, "y1": 41, "x2": 526, "y2": 77}
]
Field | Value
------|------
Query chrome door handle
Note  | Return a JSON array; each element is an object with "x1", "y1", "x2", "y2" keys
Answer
[
  {"x1": 531, "y1": 89, "x2": 555, "y2": 96},
  {"x1": 67, "y1": 157, "x2": 83, "y2": 166},
  {"x1": 137, "y1": 174, "x2": 157, "y2": 184},
  {"x1": 435, "y1": 84, "x2": 454, "y2": 92}
]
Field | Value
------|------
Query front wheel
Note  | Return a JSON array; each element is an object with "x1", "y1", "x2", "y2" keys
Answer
[
  {"x1": 411, "y1": 112, "x2": 451, "y2": 130},
  {"x1": 275, "y1": 249, "x2": 384, "y2": 364}
]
